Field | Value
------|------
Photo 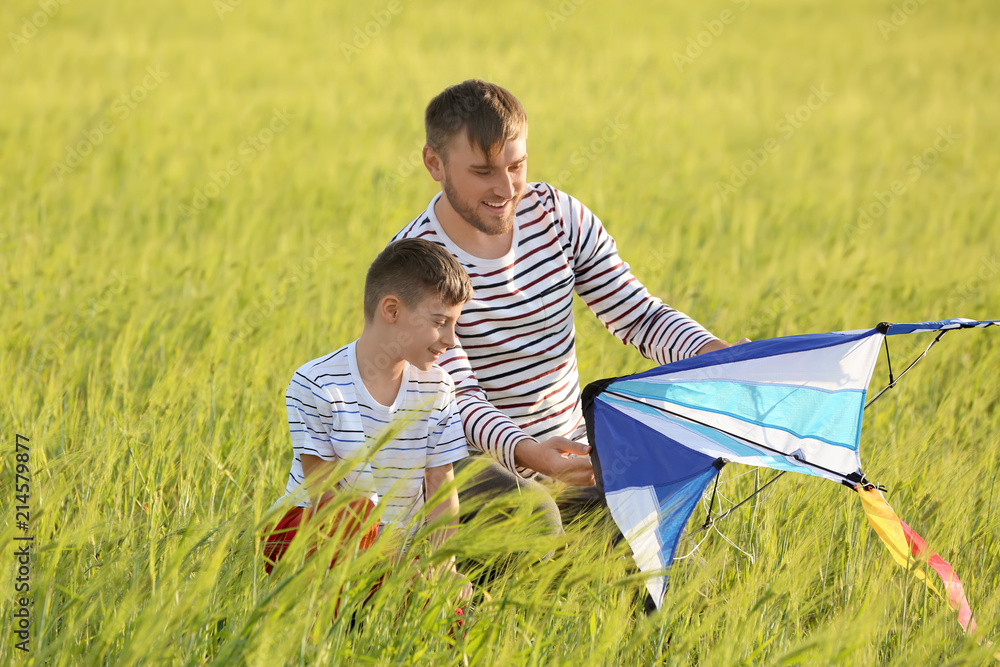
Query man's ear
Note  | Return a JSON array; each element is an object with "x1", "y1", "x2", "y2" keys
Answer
[
  {"x1": 378, "y1": 295, "x2": 401, "y2": 324},
  {"x1": 423, "y1": 144, "x2": 445, "y2": 183}
]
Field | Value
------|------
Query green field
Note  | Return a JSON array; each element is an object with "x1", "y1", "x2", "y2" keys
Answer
[{"x1": 3, "y1": 0, "x2": 1000, "y2": 663}]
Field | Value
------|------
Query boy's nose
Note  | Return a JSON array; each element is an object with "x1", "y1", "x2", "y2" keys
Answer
[{"x1": 441, "y1": 326, "x2": 458, "y2": 348}]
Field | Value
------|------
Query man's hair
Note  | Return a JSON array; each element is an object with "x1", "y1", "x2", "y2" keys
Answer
[
  {"x1": 364, "y1": 238, "x2": 473, "y2": 320},
  {"x1": 425, "y1": 79, "x2": 528, "y2": 161}
]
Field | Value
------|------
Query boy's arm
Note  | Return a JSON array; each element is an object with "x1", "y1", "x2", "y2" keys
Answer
[
  {"x1": 286, "y1": 367, "x2": 344, "y2": 503},
  {"x1": 300, "y1": 453, "x2": 339, "y2": 506},
  {"x1": 424, "y1": 463, "x2": 459, "y2": 548},
  {"x1": 424, "y1": 462, "x2": 471, "y2": 600}
]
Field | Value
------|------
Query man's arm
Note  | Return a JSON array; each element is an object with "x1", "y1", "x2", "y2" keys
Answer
[
  {"x1": 512, "y1": 436, "x2": 595, "y2": 486},
  {"x1": 437, "y1": 342, "x2": 541, "y2": 475},
  {"x1": 695, "y1": 338, "x2": 752, "y2": 355},
  {"x1": 438, "y1": 343, "x2": 595, "y2": 485}
]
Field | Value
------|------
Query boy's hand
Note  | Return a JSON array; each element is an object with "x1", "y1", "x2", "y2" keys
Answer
[
  {"x1": 427, "y1": 557, "x2": 473, "y2": 601},
  {"x1": 514, "y1": 437, "x2": 595, "y2": 486},
  {"x1": 446, "y1": 561, "x2": 473, "y2": 602}
]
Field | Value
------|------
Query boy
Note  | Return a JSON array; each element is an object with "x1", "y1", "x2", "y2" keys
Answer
[{"x1": 263, "y1": 238, "x2": 474, "y2": 591}]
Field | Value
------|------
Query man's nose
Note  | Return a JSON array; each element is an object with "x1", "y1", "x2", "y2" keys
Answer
[{"x1": 495, "y1": 171, "x2": 516, "y2": 198}]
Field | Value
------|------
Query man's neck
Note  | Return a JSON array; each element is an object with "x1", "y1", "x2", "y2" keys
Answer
[
  {"x1": 354, "y1": 333, "x2": 405, "y2": 407},
  {"x1": 434, "y1": 196, "x2": 513, "y2": 260}
]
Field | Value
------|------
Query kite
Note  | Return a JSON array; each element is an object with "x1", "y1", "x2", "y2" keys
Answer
[{"x1": 583, "y1": 317, "x2": 997, "y2": 632}]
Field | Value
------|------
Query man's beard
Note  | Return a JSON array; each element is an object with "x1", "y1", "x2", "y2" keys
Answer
[{"x1": 441, "y1": 176, "x2": 519, "y2": 237}]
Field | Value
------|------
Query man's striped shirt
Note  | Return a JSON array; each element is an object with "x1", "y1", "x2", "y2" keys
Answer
[
  {"x1": 392, "y1": 183, "x2": 717, "y2": 478},
  {"x1": 276, "y1": 341, "x2": 468, "y2": 527}
]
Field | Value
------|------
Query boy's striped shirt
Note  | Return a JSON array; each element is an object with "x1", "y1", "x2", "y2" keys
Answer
[
  {"x1": 392, "y1": 183, "x2": 717, "y2": 478},
  {"x1": 277, "y1": 341, "x2": 468, "y2": 528}
]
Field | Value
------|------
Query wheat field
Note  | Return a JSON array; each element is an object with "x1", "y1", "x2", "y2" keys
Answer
[{"x1": 2, "y1": 0, "x2": 999, "y2": 664}]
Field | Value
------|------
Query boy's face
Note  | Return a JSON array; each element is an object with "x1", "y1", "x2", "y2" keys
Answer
[
  {"x1": 396, "y1": 293, "x2": 464, "y2": 371},
  {"x1": 430, "y1": 132, "x2": 528, "y2": 236}
]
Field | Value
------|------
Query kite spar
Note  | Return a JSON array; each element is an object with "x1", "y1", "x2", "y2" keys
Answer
[{"x1": 583, "y1": 317, "x2": 997, "y2": 631}]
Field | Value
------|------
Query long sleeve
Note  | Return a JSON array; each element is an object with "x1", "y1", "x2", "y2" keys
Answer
[{"x1": 436, "y1": 341, "x2": 533, "y2": 477}]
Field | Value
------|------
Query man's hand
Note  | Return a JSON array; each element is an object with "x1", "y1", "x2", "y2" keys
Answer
[
  {"x1": 513, "y1": 436, "x2": 596, "y2": 486},
  {"x1": 696, "y1": 337, "x2": 752, "y2": 355}
]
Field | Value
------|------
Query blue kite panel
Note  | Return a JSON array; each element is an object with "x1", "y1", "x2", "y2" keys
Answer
[
  {"x1": 885, "y1": 319, "x2": 1000, "y2": 336},
  {"x1": 593, "y1": 396, "x2": 719, "y2": 494},
  {"x1": 654, "y1": 466, "x2": 721, "y2": 564},
  {"x1": 611, "y1": 379, "x2": 865, "y2": 450},
  {"x1": 622, "y1": 329, "x2": 879, "y2": 381}
]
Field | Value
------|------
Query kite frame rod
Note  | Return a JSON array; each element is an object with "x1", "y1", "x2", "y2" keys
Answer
[
  {"x1": 864, "y1": 330, "x2": 948, "y2": 409},
  {"x1": 695, "y1": 470, "x2": 787, "y2": 533}
]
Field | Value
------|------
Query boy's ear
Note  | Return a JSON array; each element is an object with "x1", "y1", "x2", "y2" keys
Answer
[
  {"x1": 378, "y1": 295, "x2": 401, "y2": 324},
  {"x1": 423, "y1": 144, "x2": 445, "y2": 183}
]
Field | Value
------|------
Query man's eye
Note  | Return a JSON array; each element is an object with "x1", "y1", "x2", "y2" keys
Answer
[{"x1": 473, "y1": 170, "x2": 490, "y2": 176}]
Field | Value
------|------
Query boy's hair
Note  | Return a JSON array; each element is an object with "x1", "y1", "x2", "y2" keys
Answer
[
  {"x1": 425, "y1": 79, "x2": 528, "y2": 162},
  {"x1": 364, "y1": 239, "x2": 474, "y2": 320}
]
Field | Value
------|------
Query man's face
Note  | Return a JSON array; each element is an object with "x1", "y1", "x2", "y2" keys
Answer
[
  {"x1": 434, "y1": 133, "x2": 528, "y2": 236},
  {"x1": 396, "y1": 293, "x2": 464, "y2": 371}
]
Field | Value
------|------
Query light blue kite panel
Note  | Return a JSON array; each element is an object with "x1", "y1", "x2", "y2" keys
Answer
[
  {"x1": 600, "y1": 394, "x2": 850, "y2": 481},
  {"x1": 611, "y1": 379, "x2": 866, "y2": 451}
]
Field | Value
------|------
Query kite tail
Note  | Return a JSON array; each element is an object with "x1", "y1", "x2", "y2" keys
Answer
[{"x1": 857, "y1": 486, "x2": 976, "y2": 634}]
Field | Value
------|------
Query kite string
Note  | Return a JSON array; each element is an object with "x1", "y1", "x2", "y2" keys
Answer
[
  {"x1": 713, "y1": 522, "x2": 755, "y2": 563},
  {"x1": 674, "y1": 529, "x2": 712, "y2": 561}
]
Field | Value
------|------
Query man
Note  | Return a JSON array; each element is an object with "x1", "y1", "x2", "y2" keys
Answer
[{"x1": 393, "y1": 80, "x2": 745, "y2": 527}]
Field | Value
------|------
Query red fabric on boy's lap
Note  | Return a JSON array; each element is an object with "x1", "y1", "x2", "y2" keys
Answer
[{"x1": 262, "y1": 492, "x2": 379, "y2": 574}]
